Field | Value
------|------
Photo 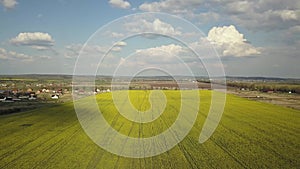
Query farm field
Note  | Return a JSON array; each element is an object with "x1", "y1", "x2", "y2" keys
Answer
[{"x1": 0, "y1": 90, "x2": 299, "y2": 168}]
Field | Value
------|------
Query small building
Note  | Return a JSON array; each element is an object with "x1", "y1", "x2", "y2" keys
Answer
[
  {"x1": 12, "y1": 97, "x2": 21, "y2": 101},
  {"x1": 19, "y1": 95, "x2": 29, "y2": 99},
  {"x1": 28, "y1": 96, "x2": 37, "y2": 100},
  {"x1": 12, "y1": 89, "x2": 18, "y2": 95},
  {"x1": 51, "y1": 95, "x2": 59, "y2": 99},
  {"x1": 4, "y1": 96, "x2": 14, "y2": 102},
  {"x1": 6, "y1": 96, "x2": 13, "y2": 101},
  {"x1": 0, "y1": 96, "x2": 6, "y2": 101}
]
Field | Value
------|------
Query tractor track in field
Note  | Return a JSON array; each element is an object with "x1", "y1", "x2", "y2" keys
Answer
[
  {"x1": 207, "y1": 113, "x2": 295, "y2": 162},
  {"x1": 1, "y1": 91, "x2": 299, "y2": 168},
  {"x1": 0, "y1": 125, "x2": 51, "y2": 160},
  {"x1": 179, "y1": 96, "x2": 297, "y2": 163},
  {"x1": 31, "y1": 123, "x2": 83, "y2": 169},
  {"x1": 0, "y1": 111, "x2": 35, "y2": 128},
  {"x1": 224, "y1": 111, "x2": 299, "y2": 139},
  {"x1": 156, "y1": 101, "x2": 198, "y2": 169},
  {"x1": 184, "y1": 118, "x2": 248, "y2": 168},
  {"x1": 179, "y1": 135, "x2": 216, "y2": 169},
  {"x1": 168, "y1": 98, "x2": 248, "y2": 168},
  {"x1": 139, "y1": 91, "x2": 174, "y2": 168},
  {"x1": 225, "y1": 103, "x2": 299, "y2": 137},
  {"x1": 198, "y1": 113, "x2": 290, "y2": 164},
  {"x1": 90, "y1": 97, "x2": 130, "y2": 168},
  {"x1": 160, "y1": 118, "x2": 198, "y2": 169},
  {"x1": 0, "y1": 109, "x2": 76, "y2": 161},
  {"x1": 138, "y1": 92, "x2": 200, "y2": 168},
  {"x1": 113, "y1": 121, "x2": 135, "y2": 169},
  {"x1": 218, "y1": 121, "x2": 294, "y2": 163},
  {"x1": 209, "y1": 136, "x2": 249, "y2": 169},
  {"x1": 86, "y1": 148, "x2": 105, "y2": 169},
  {"x1": 0, "y1": 107, "x2": 74, "y2": 143},
  {"x1": 84, "y1": 101, "x2": 118, "y2": 168},
  {"x1": 221, "y1": 111, "x2": 298, "y2": 146},
  {"x1": 189, "y1": 103, "x2": 294, "y2": 166},
  {"x1": 94, "y1": 92, "x2": 299, "y2": 168},
  {"x1": 84, "y1": 110, "x2": 125, "y2": 168},
  {"x1": 2, "y1": 120, "x2": 79, "y2": 168},
  {"x1": 113, "y1": 91, "x2": 155, "y2": 168},
  {"x1": 149, "y1": 110, "x2": 156, "y2": 169}
]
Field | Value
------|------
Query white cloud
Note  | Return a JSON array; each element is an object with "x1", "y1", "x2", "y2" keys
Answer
[
  {"x1": 111, "y1": 46, "x2": 122, "y2": 52},
  {"x1": 10, "y1": 32, "x2": 54, "y2": 50},
  {"x1": 139, "y1": 0, "x2": 300, "y2": 31},
  {"x1": 221, "y1": 0, "x2": 300, "y2": 31},
  {"x1": 224, "y1": 1, "x2": 253, "y2": 14},
  {"x1": 206, "y1": 25, "x2": 260, "y2": 57},
  {"x1": 64, "y1": 44, "x2": 108, "y2": 59},
  {"x1": 274, "y1": 10, "x2": 298, "y2": 21},
  {"x1": 125, "y1": 18, "x2": 181, "y2": 36},
  {"x1": 109, "y1": 0, "x2": 131, "y2": 9},
  {"x1": 111, "y1": 41, "x2": 126, "y2": 52},
  {"x1": 207, "y1": 25, "x2": 246, "y2": 45},
  {"x1": 134, "y1": 44, "x2": 185, "y2": 64},
  {"x1": 64, "y1": 44, "x2": 82, "y2": 59},
  {"x1": 139, "y1": 0, "x2": 203, "y2": 14},
  {"x1": 0, "y1": 0, "x2": 17, "y2": 9},
  {"x1": 152, "y1": 19, "x2": 181, "y2": 35},
  {"x1": 8, "y1": 51, "x2": 32, "y2": 60},
  {"x1": 109, "y1": 44, "x2": 197, "y2": 76},
  {"x1": 138, "y1": 0, "x2": 222, "y2": 26},
  {"x1": 102, "y1": 31, "x2": 125, "y2": 38},
  {"x1": 136, "y1": 44, "x2": 183, "y2": 56},
  {"x1": 0, "y1": 47, "x2": 33, "y2": 61},
  {"x1": 190, "y1": 12, "x2": 220, "y2": 23},
  {"x1": 111, "y1": 32, "x2": 124, "y2": 38},
  {"x1": 0, "y1": 48, "x2": 8, "y2": 59},
  {"x1": 114, "y1": 41, "x2": 127, "y2": 46},
  {"x1": 288, "y1": 25, "x2": 300, "y2": 33},
  {"x1": 280, "y1": 25, "x2": 300, "y2": 45}
]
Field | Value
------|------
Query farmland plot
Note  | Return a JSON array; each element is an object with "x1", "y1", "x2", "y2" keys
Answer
[{"x1": 0, "y1": 90, "x2": 299, "y2": 168}]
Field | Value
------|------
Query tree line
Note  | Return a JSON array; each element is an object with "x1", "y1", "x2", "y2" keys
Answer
[{"x1": 227, "y1": 82, "x2": 300, "y2": 94}]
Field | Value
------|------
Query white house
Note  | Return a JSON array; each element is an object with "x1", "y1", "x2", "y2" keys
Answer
[
  {"x1": 0, "y1": 97, "x2": 6, "y2": 102},
  {"x1": 28, "y1": 96, "x2": 37, "y2": 100},
  {"x1": 51, "y1": 95, "x2": 59, "y2": 99}
]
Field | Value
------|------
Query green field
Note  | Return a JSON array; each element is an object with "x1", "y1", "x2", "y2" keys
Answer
[{"x1": 0, "y1": 90, "x2": 299, "y2": 168}]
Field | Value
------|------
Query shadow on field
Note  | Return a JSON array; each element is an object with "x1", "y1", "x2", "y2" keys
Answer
[{"x1": 0, "y1": 102, "x2": 63, "y2": 115}]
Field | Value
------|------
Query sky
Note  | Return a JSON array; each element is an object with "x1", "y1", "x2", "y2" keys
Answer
[{"x1": 0, "y1": 0, "x2": 299, "y2": 78}]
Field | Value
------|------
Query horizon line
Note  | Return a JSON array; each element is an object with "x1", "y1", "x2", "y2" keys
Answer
[{"x1": 0, "y1": 73, "x2": 299, "y2": 80}]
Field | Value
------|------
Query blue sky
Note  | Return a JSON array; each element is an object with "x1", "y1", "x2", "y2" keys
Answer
[{"x1": 0, "y1": 0, "x2": 299, "y2": 78}]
